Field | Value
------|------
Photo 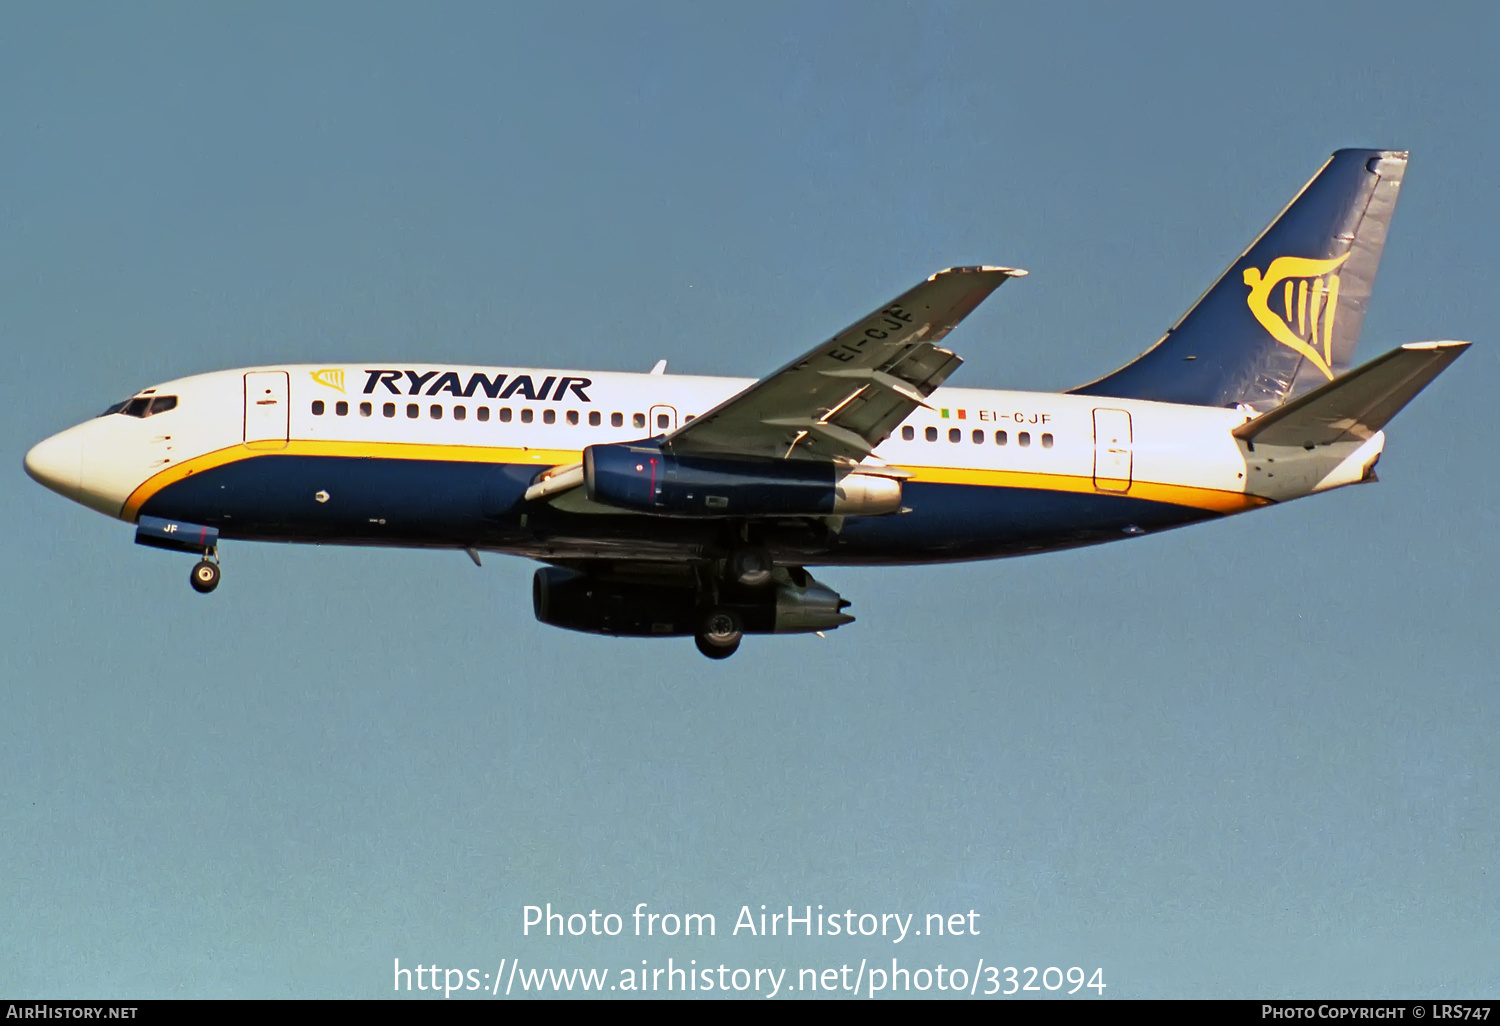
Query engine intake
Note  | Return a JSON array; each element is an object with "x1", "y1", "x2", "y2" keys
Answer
[{"x1": 583, "y1": 442, "x2": 902, "y2": 517}]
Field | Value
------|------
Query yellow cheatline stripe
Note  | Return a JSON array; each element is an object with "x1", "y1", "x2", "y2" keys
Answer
[
  {"x1": 122, "y1": 439, "x2": 585, "y2": 520},
  {"x1": 123, "y1": 438, "x2": 1266, "y2": 521},
  {"x1": 898, "y1": 464, "x2": 1266, "y2": 514}
]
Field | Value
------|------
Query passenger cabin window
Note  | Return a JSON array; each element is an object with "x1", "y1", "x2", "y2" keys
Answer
[
  {"x1": 902, "y1": 426, "x2": 915, "y2": 440},
  {"x1": 359, "y1": 402, "x2": 372, "y2": 417},
  {"x1": 335, "y1": 401, "x2": 348, "y2": 416},
  {"x1": 633, "y1": 413, "x2": 646, "y2": 429},
  {"x1": 657, "y1": 413, "x2": 670, "y2": 429},
  {"x1": 500, "y1": 408, "x2": 513, "y2": 422},
  {"x1": 972, "y1": 429, "x2": 984, "y2": 444},
  {"x1": 477, "y1": 407, "x2": 490, "y2": 422},
  {"x1": 407, "y1": 404, "x2": 419, "y2": 419},
  {"x1": 1018, "y1": 431, "x2": 1030, "y2": 447},
  {"x1": 543, "y1": 409, "x2": 556, "y2": 424},
  {"x1": 567, "y1": 410, "x2": 579, "y2": 425},
  {"x1": 611, "y1": 412, "x2": 624, "y2": 428},
  {"x1": 925, "y1": 426, "x2": 938, "y2": 442},
  {"x1": 312, "y1": 400, "x2": 325, "y2": 416},
  {"x1": 1041, "y1": 432, "x2": 1054, "y2": 448},
  {"x1": 430, "y1": 404, "x2": 443, "y2": 420},
  {"x1": 589, "y1": 411, "x2": 601, "y2": 427},
  {"x1": 454, "y1": 405, "x2": 466, "y2": 421},
  {"x1": 948, "y1": 428, "x2": 961, "y2": 443},
  {"x1": 521, "y1": 409, "x2": 534, "y2": 423},
  {"x1": 383, "y1": 402, "x2": 396, "y2": 418},
  {"x1": 995, "y1": 430, "x2": 1007, "y2": 445}
]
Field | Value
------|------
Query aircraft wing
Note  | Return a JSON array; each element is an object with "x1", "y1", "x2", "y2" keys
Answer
[
  {"x1": 664, "y1": 266, "x2": 1026, "y2": 462},
  {"x1": 1233, "y1": 341, "x2": 1470, "y2": 448}
]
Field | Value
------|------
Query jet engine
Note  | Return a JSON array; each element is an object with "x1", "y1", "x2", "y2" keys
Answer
[
  {"x1": 582, "y1": 442, "x2": 902, "y2": 517},
  {"x1": 532, "y1": 566, "x2": 854, "y2": 637}
]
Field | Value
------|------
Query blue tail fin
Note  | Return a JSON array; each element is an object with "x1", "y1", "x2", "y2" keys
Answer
[{"x1": 1072, "y1": 149, "x2": 1407, "y2": 410}]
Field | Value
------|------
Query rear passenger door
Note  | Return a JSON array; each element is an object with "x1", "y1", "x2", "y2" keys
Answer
[{"x1": 1092, "y1": 408, "x2": 1132, "y2": 493}]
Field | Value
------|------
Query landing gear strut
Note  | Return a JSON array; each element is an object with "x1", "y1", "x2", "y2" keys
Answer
[
  {"x1": 190, "y1": 552, "x2": 221, "y2": 594},
  {"x1": 695, "y1": 607, "x2": 742, "y2": 659}
]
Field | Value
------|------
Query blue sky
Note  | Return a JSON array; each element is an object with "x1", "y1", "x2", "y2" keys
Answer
[{"x1": 3, "y1": 1, "x2": 1496, "y2": 998}]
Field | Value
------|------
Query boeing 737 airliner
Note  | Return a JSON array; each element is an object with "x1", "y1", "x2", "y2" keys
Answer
[{"x1": 25, "y1": 149, "x2": 1468, "y2": 657}]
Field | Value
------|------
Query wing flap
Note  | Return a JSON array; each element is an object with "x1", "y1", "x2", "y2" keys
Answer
[
  {"x1": 1233, "y1": 341, "x2": 1470, "y2": 447},
  {"x1": 817, "y1": 366, "x2": 935, "y2": 409}
]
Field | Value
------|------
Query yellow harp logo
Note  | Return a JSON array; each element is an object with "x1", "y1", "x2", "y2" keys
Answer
[
  {"x1": 310, "y1": 368, "x2": 346, "y2": 393},
  {"x1": 1242, "y1": 253, "x2": 1349, "y2": 380}
]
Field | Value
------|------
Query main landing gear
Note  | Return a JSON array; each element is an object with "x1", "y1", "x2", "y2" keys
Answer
[
  {"x1": 190, "y1": 552, "x2": 221, "y2": 594},
  {"x1": 695, "y1": 608, "x2": 743, "y2": 660},
  {"x1": 727, "y1": 546, "x2": 773, "y2": 588},
  {"x1": 690, "y1": 545, "x2": 773, "y2": 659}
]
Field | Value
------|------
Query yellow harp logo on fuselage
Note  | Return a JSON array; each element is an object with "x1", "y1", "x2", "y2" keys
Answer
[
  {"x1": 1242, "y1": 253, "x2": 1349, "y2": 380},
  {"x1": 310, "y1": 368, "x2": 346, "y2": 393}
]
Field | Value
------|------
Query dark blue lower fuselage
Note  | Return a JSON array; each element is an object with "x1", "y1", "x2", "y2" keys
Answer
[{"x1": 139, "y1": 454, "x2": 1219, "y2": 564}]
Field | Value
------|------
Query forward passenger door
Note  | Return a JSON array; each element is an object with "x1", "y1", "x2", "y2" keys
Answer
[{"x1": 244, "y1": 371, "x2": 290, "y2": 450}]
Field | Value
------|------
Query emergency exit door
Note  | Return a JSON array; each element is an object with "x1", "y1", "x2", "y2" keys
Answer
[
  {"x1": 244, "y1": 371, "x2": 290, "y2": 449},
  {"x1": 649, "y1": 404, "x2": 678, "y2": 435},
  {"x1": 1092, "y1": 408, "x2": 1133, "y2": 493}
]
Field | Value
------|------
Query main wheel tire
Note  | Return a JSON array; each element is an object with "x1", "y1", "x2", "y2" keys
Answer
[
  {"x1": 700, "y1": 607, "x2": 742, "y2": 645},
  {"x1": 728, "y1": 548, "x2": 773, "y2": 587},
  {"x1": 695, "y1": 634, "x2": 740, "y2": 659},
  {"x1": 190, "y1": 560, "x2": 220, "y2": 594}
]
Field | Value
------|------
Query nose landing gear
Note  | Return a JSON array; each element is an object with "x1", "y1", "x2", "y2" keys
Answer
[
  {"x1": 134, "y1": 517, "x2": 223, "y2": 595},
  {"x1": 190, "y1": 552, "x2": 221, "y2": 594}
]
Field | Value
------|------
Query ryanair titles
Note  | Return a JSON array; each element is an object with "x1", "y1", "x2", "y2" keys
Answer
[{"x1": 359, "y1": 369, "x2": 592, "y2": 402}]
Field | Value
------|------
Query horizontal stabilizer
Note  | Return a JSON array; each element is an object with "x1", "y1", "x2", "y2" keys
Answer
[{"x1": 1233, "y1": 341, "x2": 1469, "y2": 447}]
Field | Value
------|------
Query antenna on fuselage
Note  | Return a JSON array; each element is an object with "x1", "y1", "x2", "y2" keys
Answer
[{"x1": 649, "y1": 360, "x2": 667, "y2": 375}]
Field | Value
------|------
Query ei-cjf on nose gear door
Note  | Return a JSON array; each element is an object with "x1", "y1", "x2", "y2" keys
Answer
[{"x1": 244, "y1": 371, "x2": 290, "y2": 450}]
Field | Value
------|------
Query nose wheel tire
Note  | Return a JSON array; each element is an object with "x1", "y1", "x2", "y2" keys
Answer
[
  {"x1": 190, "y1": 560, "x2": 220, "y2": 594},
  {"x1": 695, "y1": 608, "x2": 742, "y2": 659}
]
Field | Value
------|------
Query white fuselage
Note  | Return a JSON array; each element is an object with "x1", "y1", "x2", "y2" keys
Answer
[{"x1": 24, "y1": 363, "x2": 1385, "y2": 565}]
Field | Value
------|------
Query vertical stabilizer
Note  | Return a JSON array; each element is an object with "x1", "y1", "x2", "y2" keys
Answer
[{"x1": 1072, "y1": 149, "x2": 1407, "y2": 410}]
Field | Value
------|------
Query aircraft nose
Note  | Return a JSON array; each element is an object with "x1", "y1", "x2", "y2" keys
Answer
[{"x1": 24, "y1": 429, "x2": 84, "y2": 501}]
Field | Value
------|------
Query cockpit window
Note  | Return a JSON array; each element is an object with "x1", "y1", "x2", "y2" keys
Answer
[{"x1": 104, "y1": 395, "x2": 179, "y2": 418}]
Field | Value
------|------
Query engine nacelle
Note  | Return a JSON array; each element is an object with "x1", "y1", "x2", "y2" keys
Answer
[
  {"x1": 533, "y1": 568, "x2": 698, "y2": 637},
  {"x1": 583, "y1": 442, "x2": 901, "y2": 517},
  {"x1": 532, "y1": 567, "x2": 855, "y2": 637}
]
